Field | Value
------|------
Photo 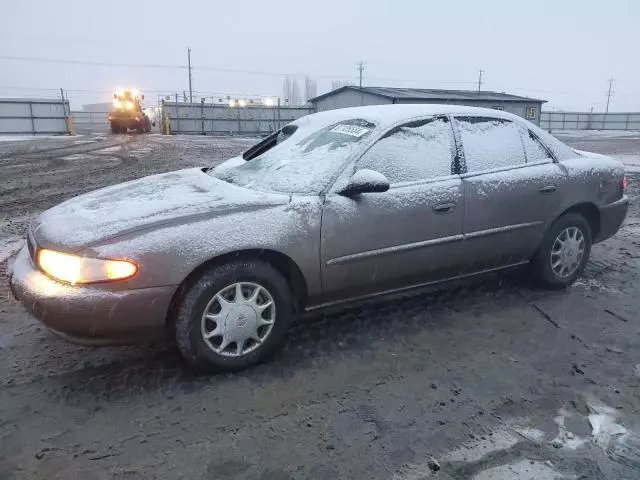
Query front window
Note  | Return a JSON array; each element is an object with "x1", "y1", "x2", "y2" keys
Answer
[
  {"x1": 213, "y1": 119, "x2": 376, "y2": 194},
  {"x1": 356, "y1": 117, "x2": 455, "y2": 183}
]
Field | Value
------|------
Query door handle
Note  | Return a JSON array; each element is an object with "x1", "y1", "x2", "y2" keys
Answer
[
  {"x1": 540, "y1": 185, "x2": 557, "y2": 194},
  {"x1": 432, "y1": 202, "x2": 457, "y2": 214}
]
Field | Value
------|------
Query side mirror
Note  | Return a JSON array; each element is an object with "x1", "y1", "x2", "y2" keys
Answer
[
  {"x1": 113, "y1": 93, "x2": 117, "y2": 100},
  {"x1": 141, "y1": 94, "x2": 145, "y2": 100},
  {"x1": 338, "y1": 169, "x2": 390, "y2": 196}
]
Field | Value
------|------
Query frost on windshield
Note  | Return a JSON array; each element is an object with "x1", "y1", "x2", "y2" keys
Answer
[
  {"x1": 214, "y1": 119, "x2": 375, "y2": 194},
  {"x1": 357, "y1": 118, "x2": 454, "y2": 183},
  {"x1": 456, "y1": 117, "x2": 526, "y2": 172}
]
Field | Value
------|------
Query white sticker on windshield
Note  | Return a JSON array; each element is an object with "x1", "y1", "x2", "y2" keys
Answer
[{"x1": 330, "y1": 124, "x2": 370, "y2": 138}]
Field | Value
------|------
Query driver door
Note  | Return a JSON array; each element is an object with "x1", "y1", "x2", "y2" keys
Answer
[{"x1": 320, "y1": 117, "x2": 465, "y2": 305}]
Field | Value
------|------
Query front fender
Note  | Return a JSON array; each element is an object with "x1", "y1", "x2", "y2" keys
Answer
[{"x1": 86, "y1": 197, "x2": 324, "y2": 300}]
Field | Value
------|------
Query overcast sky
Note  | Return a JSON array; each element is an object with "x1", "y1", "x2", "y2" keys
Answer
[{"x1": 1, "y1": 0, "x2": 638, "y2": 111}]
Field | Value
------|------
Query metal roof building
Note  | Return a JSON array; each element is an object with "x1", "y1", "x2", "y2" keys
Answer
[{"x1": 309, "y1": 86, "x2": 546, "y2": 124}]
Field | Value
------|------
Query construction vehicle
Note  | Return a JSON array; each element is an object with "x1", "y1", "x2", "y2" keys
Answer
[{"x1": 109, "y1": 88, "x2": 152, "y2": 134}]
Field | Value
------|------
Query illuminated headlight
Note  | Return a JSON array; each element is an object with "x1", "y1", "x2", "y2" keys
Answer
[
  {"x1": 38, "y1": 249, "x2": 137, "y2": 285},
  {"x1": 125, "y1": 101, "x2": 134, "y2": 110}
]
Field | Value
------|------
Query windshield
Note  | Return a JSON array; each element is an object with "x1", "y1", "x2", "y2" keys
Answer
[{"x1": 212, "y1": 118, "x2": 376, "y2": 194}]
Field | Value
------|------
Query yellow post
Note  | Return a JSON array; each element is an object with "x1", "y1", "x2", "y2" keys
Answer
[
  {"x1": 67, "y1": 115, "x2": 77, "y2": 136},
  {"x1": 164, "y1": 115, "x2": 171, "y2": 135}
]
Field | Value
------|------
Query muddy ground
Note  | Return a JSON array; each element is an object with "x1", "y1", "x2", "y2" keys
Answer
[{"x1": 0, "y1": 131, "x2": 639, "y2": 479}]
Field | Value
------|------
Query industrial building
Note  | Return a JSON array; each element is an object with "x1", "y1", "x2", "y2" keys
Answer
[{"x1": 309, "y1": 86, "x2": 546, "y2": 124}]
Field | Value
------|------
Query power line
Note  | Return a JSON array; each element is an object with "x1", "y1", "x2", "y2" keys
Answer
[
  {"x1": 0, "y1": 54, "x2": 478, "y2": 85},
  {"x1": 0, "y1": 54, "x2": 185, "y2": 69}
]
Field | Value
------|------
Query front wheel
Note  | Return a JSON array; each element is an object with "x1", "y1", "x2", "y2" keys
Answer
[
  {"x1": 174, "y1": 259, "x2": 295, "y2": 372},
  {"x1": 530, "y1": 213, "x2": 592, "y2": 289}
]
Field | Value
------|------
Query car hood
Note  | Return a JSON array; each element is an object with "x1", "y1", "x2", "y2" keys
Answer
[{"x1": 32, "y1": 168, "x2": 289, "y2": 250}]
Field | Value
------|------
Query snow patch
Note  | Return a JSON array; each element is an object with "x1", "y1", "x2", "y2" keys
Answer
[
  {"x1": 0, "y1": 134, "x2": 70, "y2": 142},
  {"x1": 512, "y1": 426, "x2": 546, "y2": 442},
  {"x1": 587, "y1": 400, "x2": 628, "y2": 448},
  {"x1": 129, "y1": 148, "x2": 153, "y2": 155},
  {"x1": 98, "y1": 145, "x2": 122, "y2": 153},
  {"x1": 444, "y1": 430, "x2": 519, "y2": 463},
  {"x1": 551, "y1": 408, "x2": 587, "y2": 450},
  {"x1": 471, "y1": 459, "x2": 569, "y2": 480},
  {"x1": 61, "y1": 154, "x2": 88, "y2": 161},
  {"x1": 0, "y1": 236, "x2": 24, "y2": 263},
  {"x1": 573, "y1": 278, "x2": 621, "y2": 295}
]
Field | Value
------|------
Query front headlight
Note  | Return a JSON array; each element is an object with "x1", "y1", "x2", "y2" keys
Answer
[{"x1": 38, "y1": 249, "x2": 137, "y2": 285}]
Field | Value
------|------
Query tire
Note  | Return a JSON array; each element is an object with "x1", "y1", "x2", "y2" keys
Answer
[
  {"x1": 120, "y1": 126, "x2": 127, "y2": 134},
  {"x1": 174, "y1": 259, "x2": 295, "y2": 372},
  {"x1": 530, "y1": 213, "x2": 592, "y2": 289},
  {"x1": 110, "y1": 123, "x2": 119, "y2": 134}
]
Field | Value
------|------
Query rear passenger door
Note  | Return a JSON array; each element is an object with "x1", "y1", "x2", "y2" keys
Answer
[{"x1": 453, "y1": 116, "x2": 568, "y2": 272}]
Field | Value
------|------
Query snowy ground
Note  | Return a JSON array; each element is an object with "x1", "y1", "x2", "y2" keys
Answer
[
  {"x1": 554, "y1": 129, "x2": 640, "y2": 139},
  {"x1": 0, "y1": 132, "x2": 639, "y2": 479},
  {"x1": 0, "y1": 134, "x2": 73, "y2": 142}
]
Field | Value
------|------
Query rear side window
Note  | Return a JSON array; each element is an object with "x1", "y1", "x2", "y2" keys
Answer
[
  {"x1": 356, "y1": 117, "x2": 454, "y2": 184},
  {"x1": 455, "y1": 117, "x2": 526, "y2": 172},
  {"x1": 521, "y1": 130, "x2": 553, "y2": 163}
]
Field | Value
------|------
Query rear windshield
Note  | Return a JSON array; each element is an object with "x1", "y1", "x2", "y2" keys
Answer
[{"x1": 213, "y1": 119, "x2": 376, "y2": 194}]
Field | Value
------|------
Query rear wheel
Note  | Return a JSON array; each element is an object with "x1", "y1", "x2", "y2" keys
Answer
[
  {"x1": 110, "y1": 122, "x2": 119, "y2": 134},
  {"x1": 531, "y1": 213, "x2": 592, "y2": 289},
  {"x1": 174, "y1": 259, "x2": 295, "y2": 372}
]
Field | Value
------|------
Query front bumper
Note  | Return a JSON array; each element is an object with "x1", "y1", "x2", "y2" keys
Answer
[
  {"x1": 9, "y1": 246, "x2": 175, "y2": 345},
  {"x1": 595, "y1": 196, "x2": 629, "y2": 243}
]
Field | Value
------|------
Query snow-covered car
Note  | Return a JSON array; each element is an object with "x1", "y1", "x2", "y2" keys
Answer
[{"x1": 9, "y1": 105, "x2": 628, "y2": 371}]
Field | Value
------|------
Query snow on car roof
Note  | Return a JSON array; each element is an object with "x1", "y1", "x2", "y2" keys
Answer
[
  {"x1": 293, "y1": 104, "x2": 523, "y2": 130},
  {"x1": 294, "y1": 104, "x2": 575, "y2": 161}
]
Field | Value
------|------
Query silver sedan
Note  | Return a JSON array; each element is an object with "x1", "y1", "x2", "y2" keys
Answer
[{"x1": 9, "y1": 105, "x2": 628, "y2": 371}]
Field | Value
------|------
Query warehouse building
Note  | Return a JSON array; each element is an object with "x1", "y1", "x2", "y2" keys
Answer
[{"x1": 309, "y1": 86, "x2": 546, "y2": 124}]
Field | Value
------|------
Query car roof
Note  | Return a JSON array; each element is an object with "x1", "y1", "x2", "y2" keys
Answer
[{"x1": 296, "y1": 104, "x2": 524, "y2": 131}]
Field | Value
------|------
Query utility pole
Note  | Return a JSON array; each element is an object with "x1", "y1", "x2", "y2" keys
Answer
[
  {"x1": 60, "y1": 88, "x2": 70, "y2": 135},
  {"x1": 187, "y1": 48, "x2": 193, "y2": 104},
  {"x1": 357, "y1": 61, "x2": 365, "y2": 105},
  {"x1": 605, "y1": 78, "x2": 614, "y2": 114},
  {"x1": 477, "y1": 69, "x2": 483, "y2": 92}
]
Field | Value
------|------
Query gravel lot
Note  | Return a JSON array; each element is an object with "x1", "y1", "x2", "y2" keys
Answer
[{"x1": 1, "y1": 131, "x2": 639, "y2": 480}]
